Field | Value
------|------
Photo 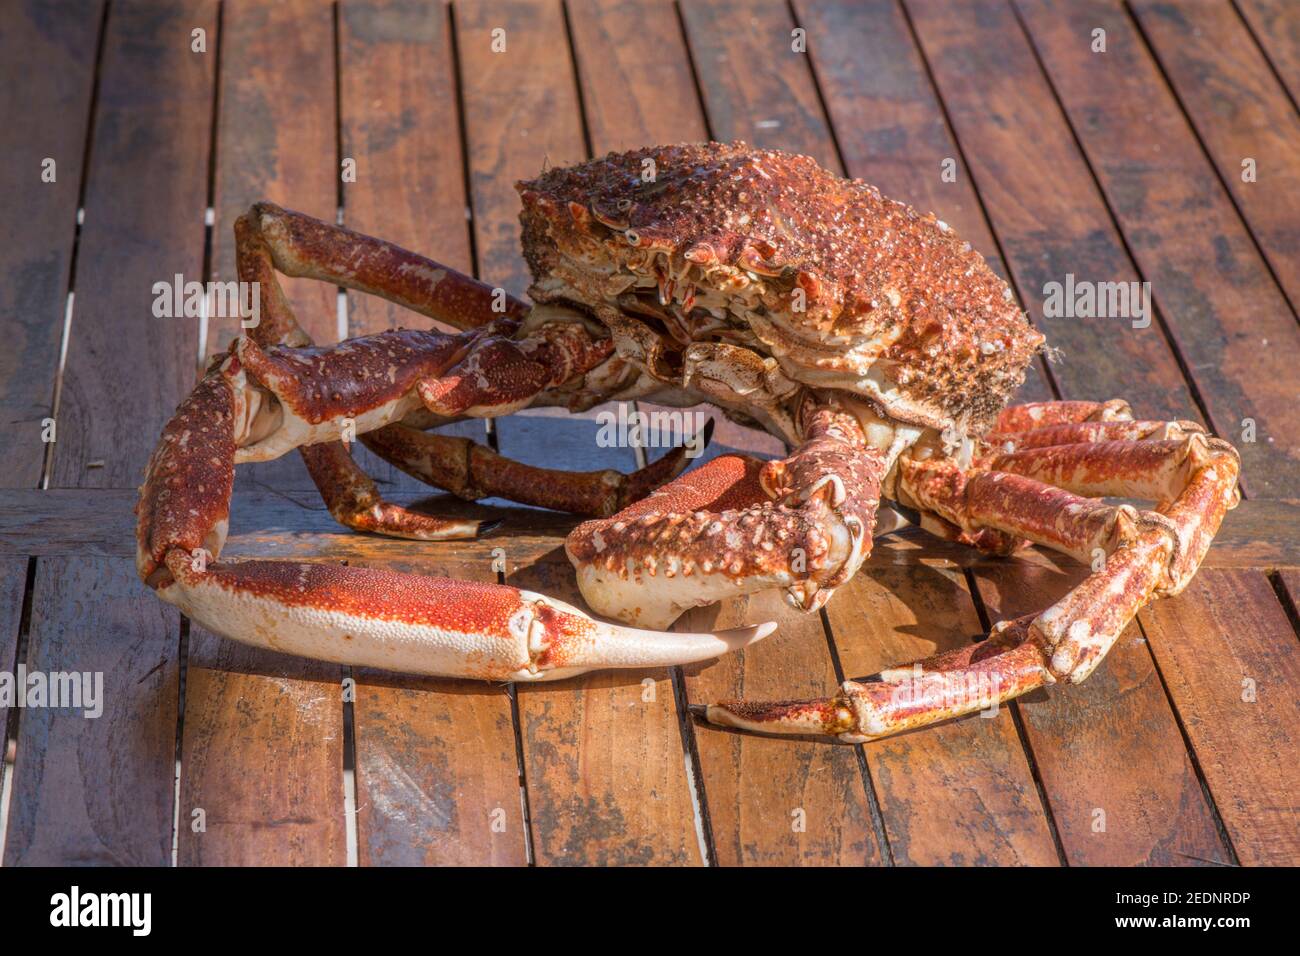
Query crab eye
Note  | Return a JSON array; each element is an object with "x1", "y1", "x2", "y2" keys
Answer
[{"x1": 625, "y1": 230, "x2": 640, "y2": 246}]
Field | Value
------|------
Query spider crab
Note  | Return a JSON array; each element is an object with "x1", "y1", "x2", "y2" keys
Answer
[{"x1": 136, "y1": 143, "x2": 1239, "y2": 742}]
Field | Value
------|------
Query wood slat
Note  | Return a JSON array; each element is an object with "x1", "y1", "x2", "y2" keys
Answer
[
  {"x1": 974, "y1": 554, "x2": 1229, "y2": 865},
  {"x1": 506, "y1": 553, "x2": 702, "y2": 865},
  {"x1": 49, "y1": 0, "x2": 215, "y2": 489},
  {"x1": 1237, "y1": 0, "x2": 1300, "y2": 107},
  {"x1": 351, "y1": 554, "x2": 526, "y2": 867},
  {"x1": 681, "y1": 590, "x2": 883, "y2": 865},
  {"x1": 457, "y1": 0, "x2": 704, "y2": 866},
  {"x1": 794, "y1": 0, "x2": 1055, "y2": 403},
  {"x1": 209, "y1": 0, "x2": 338, "y2": 357},
  {"x1": 1133, "y1": 0, "x2": 1300, "y2": 312},
  {"x1": 177, "y1": 628, "x2": 343, "y2": 866},
  {"x1": 4, "y1": 557, "x2": 179, "y2": 866},
  {"x1": 1012, "y1": 0, "x2": 1300, "y2": 498},
  {"x1": 826, "y1": 566, "x2": 1059, "y2": 866},
  {"x1": 211, "y1": 0, "x2": 340, "y2": 494},
  {"x1": 337, "y1": 0, "x2": 526, "y2": 867},
  {"x1": 1139, "y1": 568, "x2": 1300, "y2": 865},
  {"x1": 176, "y1": 0, "x2": 347, "y2": 866},
  {"x1": 0, "y1": 0, "x2": 101, "y2": 488},
  {"x1": 900, "y1": 0, "x2": 1201, "y2": 425}
]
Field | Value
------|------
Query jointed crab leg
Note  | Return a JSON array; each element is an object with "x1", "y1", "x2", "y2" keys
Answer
[
  {"x1": 699, "y1": 400, "x2": 1240, "y2": 742},
  {"x1": 361, "y1": 420, "x2": 706, "y2": 518},
  {"x1": 137, "y1": 338, "x2": 774, "y2": 680},
  {"x1": 568, "y1": 398, "x2": 886, "y2": 628},
  {"x1": 236, "y1": 201, "x2": 529, "y2": 334}
]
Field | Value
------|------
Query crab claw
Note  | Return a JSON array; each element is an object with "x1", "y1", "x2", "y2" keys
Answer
[{"x1": 155, "y1": 554, "x2": 774, "y2": 682}]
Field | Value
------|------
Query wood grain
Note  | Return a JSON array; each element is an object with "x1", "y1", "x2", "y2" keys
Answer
[
  {"x1": 168, "y1": 0, "x2": 355, "y2": 867},
  {"x1": 178, "y1": 628, "x2": 345, "y2": 866},
  {"x1": 209, "y1": 0, "x2": 338, "y2": 357},
  {"x1": 682, "y1": 590, "x2": 883, "y2": 865},
  {"x1": 4, "y1": 557, "x2": 179, "y2": 865},
  {"x1": 1236, "y1": 0, "x2": 1300, "y2": 108},
  {"x1": 1139, "y1": 568, "x2": 1300, "y2": 865},
  {"x1": 1132, "y1": 0, "x2": 1300, "y2": 312},
  {"x1": 49, "y1": 0, "x2": 215, "y2": 489},
  {"x1": 508, "y1": 554, "x2": 702, "y2": 866},
  {"x1": 901, "y1": 0, "x2": 1200, "y2": 425},
  {"x1": 3, "y1": 489, "x2": 1296, "y2": 569},
  {"x1": 826, "y1": 565, "x2": 1059, "y2": 866},
  {"x1": 0, "y1": 0, "x2": 101, "y2": 488},
  {"x1": 974, "y1": 553, "x2": 1229, "y2": 865},
  {"x1": 1012, "y1": 0, "x2": 1300, "y2": 498}
]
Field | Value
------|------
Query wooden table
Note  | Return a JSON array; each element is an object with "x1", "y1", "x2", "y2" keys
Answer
[{"x1": 1, "y1": 0, "x2": 1297, "y2": 867}]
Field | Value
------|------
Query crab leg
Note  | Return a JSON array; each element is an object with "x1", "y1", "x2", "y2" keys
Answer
[
  {"x1": 567, "y1": 401, "x2": 885, "y2": 628},
  {"x1": 700, "y1": 408, "x2": 1240, "y2": 741},
  {"x1": 137, "y1": 344, "x2": 775, "y2": 679},
  {"x1": 236, "y1": 201, "x2": 529, "y2": 332},
  {"x1": 235, "y1": 202, "x2": 502, "y2": 540},
  {"x1": 361, "y1": 420, "x2": 708, "y2": 518}
]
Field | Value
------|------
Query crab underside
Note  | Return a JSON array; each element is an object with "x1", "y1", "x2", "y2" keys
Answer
[{"x1": 135, "y1": 144, "x2": 1239, "y2": 742}]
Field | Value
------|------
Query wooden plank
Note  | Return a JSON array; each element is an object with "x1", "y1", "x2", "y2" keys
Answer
[
  {"x1": 680, "y1": 0, "x2": 838, "y2": 170},
  {"x1": 209, "y1": 0, "x2": 338, "y2": 357},
  {"x1": 0, "y1": 558, "x2": 28, "y2": 770},
  {"x1": 1139, "y1": 568, "x2": 1300, "y2": 865},
  {"x1": 337, "y1": 0, "x2": 526, "y2": 866},
  {"x1": 794, "y1": 0, "x2": 1056, "y2": 404},
  {"x1": 457, "y1": 0, "x2": 704, "y2": 866},
  {"x1": 1133, "y1": 0, "x2": 1300, "y2": 312},
  {"x1": 507, "y1": 553, "x2": 702, "y2": 865},
  {"x1": 49, "y1": 0, "x2": 215, "y2": 489},
  {"x1": 1237, "y1": 0, "x2": 1300, "y2": 107},
  {"x1": 0, "y1": 0, "x2": 101, "y2": 488},
  {"x1": 974, "y1": 553, "x2": 1229, "y2": 865},
  {"x1": 567, "y1": 0, "x2": 709, "y2": 152},
  {"x1": 455, "y1": 0, "x2": 586, "y2": 297},
  {"x1": 826, "y1": 565, "x2": 1059, "y2": 866},
  {"x1": 178, "y1": 628, "x2": 344, "y2": 866},
  {"x1": 1012, "y1": 0, "x2": 1300, "y2": 498},
  {"x1": 900, "y1": 0, "x2": 1201, "y2": 425},
  {"x1": 681, "y1": 590, "x2": 882, "y2": 865},
  {"x1": 2, "y1": 488, "x2": 1296, "y2": 569},
  {"x1": 4, "y1": 557, "x2": 179, "y2": 866}
]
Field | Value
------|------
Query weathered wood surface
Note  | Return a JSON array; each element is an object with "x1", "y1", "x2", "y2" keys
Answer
[
  {"x1": 974, "y1": 554, "x2": 1230, "y2": 865},
  {"x1": 337, "y1": 0, "x2": 526, "y2": 868},
  {"x1": 1013, "y1": 0, "x2": 1300, "y2": 498},
  {"x1": 1, "y1": 0, "x2": 1298, "y2": 868},
  {"x1": 0, "y1": 0, "x2": 102, "y2": 489},
  {"x1": 1139, "y1": 568, "x2": 1300, "y2": 866},
  {"x1": 1132, "y1": 0, "x2": 1300, "y2": 312}
]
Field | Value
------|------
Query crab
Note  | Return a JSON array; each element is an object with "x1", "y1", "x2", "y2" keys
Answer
[{"x1": 136, "y1": 142, "x2": 1240, "y2": 743}]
